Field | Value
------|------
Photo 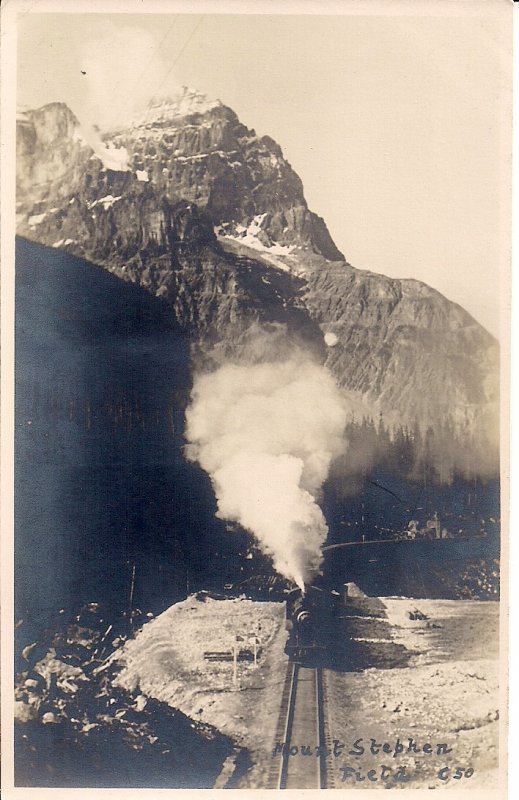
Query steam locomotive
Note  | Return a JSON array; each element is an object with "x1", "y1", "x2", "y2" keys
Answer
[{"x1": 284, "y1": 583, "x2": 342, "y2": 665}]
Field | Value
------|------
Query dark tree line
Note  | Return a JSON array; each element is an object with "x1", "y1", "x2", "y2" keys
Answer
[{"x1": 337, "y1": 413, "x2": 499, "y2": 490}]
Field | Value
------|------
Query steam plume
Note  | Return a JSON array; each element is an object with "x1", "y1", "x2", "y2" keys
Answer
[{"x1": 185, "y1": 352, "x2": 348, "y2": 589}]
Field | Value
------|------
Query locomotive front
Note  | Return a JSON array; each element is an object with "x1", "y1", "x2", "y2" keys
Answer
[{"x1": 284, "y1": 584, "x2": 338, "y2": 664}]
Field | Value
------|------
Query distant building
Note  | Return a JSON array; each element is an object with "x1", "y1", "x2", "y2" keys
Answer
[
  {"x1": 426, "y1": 512, "x2": 441, "y2": 539},
  {"x1": 406, "y1": 512, "x2": 450, "y2": 540}
]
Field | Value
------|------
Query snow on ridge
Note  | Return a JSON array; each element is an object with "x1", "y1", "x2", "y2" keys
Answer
[
  {"x1": 28, "y1": 213, "x2": 47, "y2": 227},
  {"x1": 132, "y1": 87, "x2": 222, "y2": 128},
  {"x1": 17, "y1": 106, "x2": 31, "y2": 123},
  {"x1": 234, "y1": 214, "x2": 296, "y2": 259},
  {"x1": 88, "y1": 195, "x2": 122, "y2": 210},
  {"x1": 171, "y1": 149, "x2": 239, "y2": 164},
  {"x1": 52, "y1": 238, "x2": 76, "y2": 248},
  {"x1": 215, "y1": 216, "x2": 298, "y2": 273},
  {"x1": 66, "y1": 119, "x2": 130, "y2": 172}
]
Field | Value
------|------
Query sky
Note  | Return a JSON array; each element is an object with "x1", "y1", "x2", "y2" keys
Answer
[{"x1": 15, "y1": 3, "x2": 512, "y2": 338}]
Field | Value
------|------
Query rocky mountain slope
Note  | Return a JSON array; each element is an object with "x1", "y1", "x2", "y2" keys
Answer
[{"x1": 16, "y1": 89, "x2": 499, "y2": 453}]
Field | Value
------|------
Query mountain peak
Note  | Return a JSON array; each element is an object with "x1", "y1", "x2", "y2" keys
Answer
[
  {"x1": 132, "y1": 87, "x2": 222, "y2": 128},
  {"x1": 15, "y1": 95, "x2": 499, "y2": 459}
]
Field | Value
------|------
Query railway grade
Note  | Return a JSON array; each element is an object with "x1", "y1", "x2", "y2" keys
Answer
[
  {"x1": 273, "y1": 662, "x2": 335, "y2": 789},
  {"x1": 268, "y1": 584, "x2": 392, "y2": 789}
]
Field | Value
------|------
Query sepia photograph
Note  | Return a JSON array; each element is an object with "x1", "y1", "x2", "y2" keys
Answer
[{"x1": 1, "y1": 0, "x2": 511, "y2": 795}]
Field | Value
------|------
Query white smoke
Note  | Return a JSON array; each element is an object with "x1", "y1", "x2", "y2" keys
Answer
[{"x1": 185, "y1": 354, "x2": 348, "y2": 589}]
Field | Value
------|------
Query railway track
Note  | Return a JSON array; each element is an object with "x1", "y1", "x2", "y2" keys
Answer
[{"x1": 273, "y1": 662, "x2": 334, "y2": 789}]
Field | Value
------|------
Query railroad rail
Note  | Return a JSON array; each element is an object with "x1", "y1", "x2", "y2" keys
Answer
[{"x1": 274, "y1": 662, "x2": 332, "y2": 789}]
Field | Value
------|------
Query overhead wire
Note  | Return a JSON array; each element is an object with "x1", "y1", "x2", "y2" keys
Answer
[
  {"x1": 150, "y1": 15, "x2": 206, "y2": 99},
  {"x1": 124, "y1": 14, "x2": 181, "y2": 105},
  {"x1": 98, "y1": 13, "x2": 188, "y2": 129}
]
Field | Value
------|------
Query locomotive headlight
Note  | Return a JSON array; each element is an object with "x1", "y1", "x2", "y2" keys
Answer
[{"x1": 296, "y1": 610, "x2": 311, "y2": 624}]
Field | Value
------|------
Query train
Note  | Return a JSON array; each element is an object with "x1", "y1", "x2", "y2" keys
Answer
[{"x1": 284, "y1": 583, "x2": 342, "y2": 665}]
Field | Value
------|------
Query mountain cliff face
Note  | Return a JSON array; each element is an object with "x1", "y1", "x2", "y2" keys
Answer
[
  {"x1": 304, "y1": 264, "x2": 498, "y2": 433},
  {"x1": 17, "y1": 89, "x2": 342, "y2": 265},
  {"x1": 16, "y1": 89, "x2": 499, "y2": 456},
  {"x1": 17, "y1": 102, "x2": 91, "y2": 210}
]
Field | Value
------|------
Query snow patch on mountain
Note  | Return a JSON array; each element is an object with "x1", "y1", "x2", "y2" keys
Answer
[
  {"x1": 216, "y1": 215, "x2": 296, "y2": 263},
  {"x1": 96, "y1": 142, "x2": 130, "y2": 172}
]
